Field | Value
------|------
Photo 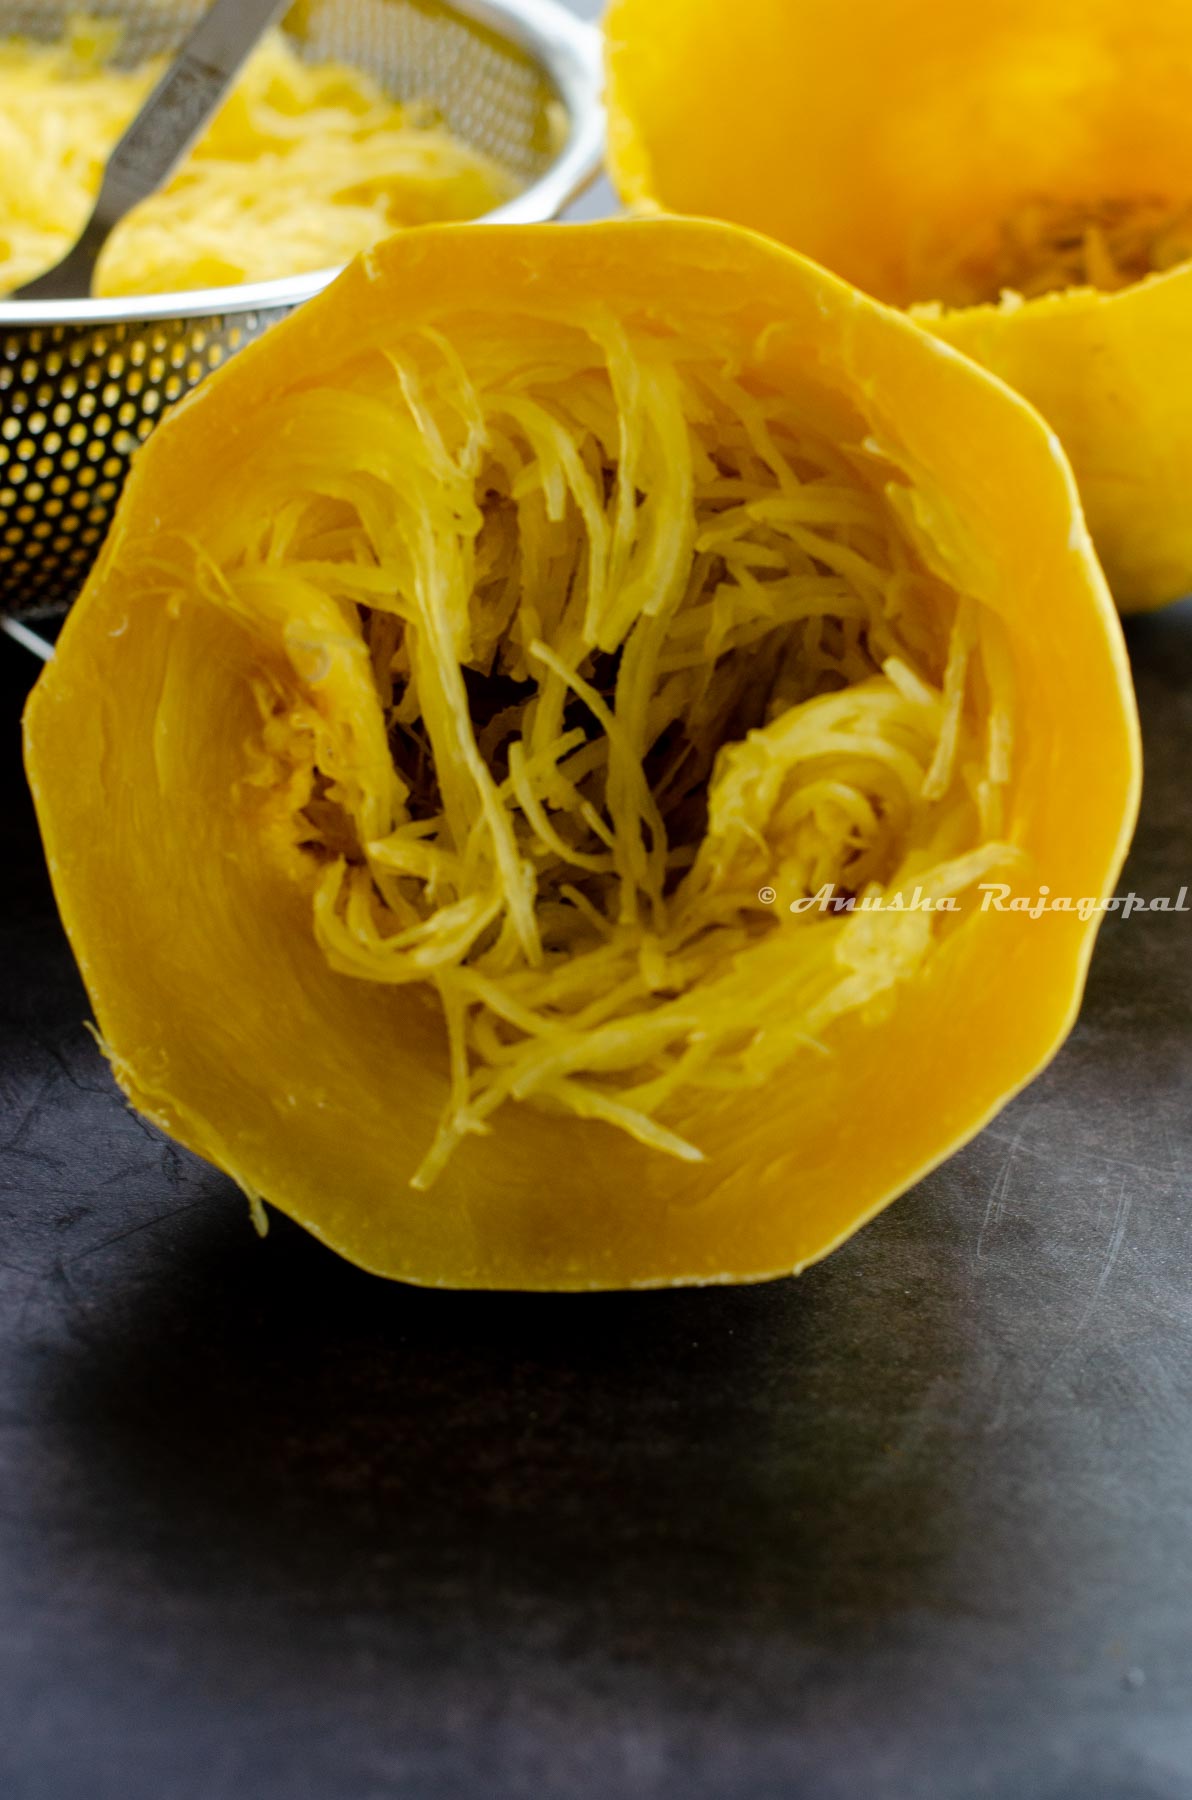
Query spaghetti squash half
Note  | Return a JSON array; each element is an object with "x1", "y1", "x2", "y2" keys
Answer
[
  {"x1": 605, "y1": 0, "x2": 1192, "y2": 613},
  {"x1": 24, "y1": 221, "x2": 1140, "y2": 1289}
]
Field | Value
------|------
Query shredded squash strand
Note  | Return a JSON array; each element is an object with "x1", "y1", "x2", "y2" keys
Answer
[
  {"x1": 911, "y1": 194, "x2": 1192, "y2": 310},
  {"x1": 198, "y1": 311, "x2": 1015, "y2": 1183}
]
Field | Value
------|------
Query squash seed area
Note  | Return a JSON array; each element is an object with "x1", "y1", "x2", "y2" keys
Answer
[
  {"x1": 203, "y1": 313, "x2": 1015, "y2": 1183},
  {"x1": 914, "y1": 196, "x2": 1192, "y2": 309}
]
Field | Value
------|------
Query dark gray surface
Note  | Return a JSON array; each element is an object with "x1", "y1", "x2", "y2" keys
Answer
[
  {"x1": 5, "y1": 0, "x2": 1192, "y2": 1784},
  {"x1": 3, "y1": 599, "x2": 1192, "y2": 1800}
]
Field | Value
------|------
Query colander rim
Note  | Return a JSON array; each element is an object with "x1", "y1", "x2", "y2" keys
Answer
[{"x1": 0, "y1": 0, "x2": 605, "y2": 329}]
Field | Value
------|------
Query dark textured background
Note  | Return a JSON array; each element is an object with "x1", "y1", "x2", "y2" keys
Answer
[{"x1": 5, "y1": 1, "x2": 1192, "y2": 1792}]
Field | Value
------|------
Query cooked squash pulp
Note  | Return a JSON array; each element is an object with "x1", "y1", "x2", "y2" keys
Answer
[
  {"x1": 914, "y1": 196, "x2": 1192, "y2": 310},
  {"x1": 0, "y1": 23, "x2": 518, "y2": 297},
  {"x1": 191, "y1": 309, "x2": 1014, "y2": 1183}
]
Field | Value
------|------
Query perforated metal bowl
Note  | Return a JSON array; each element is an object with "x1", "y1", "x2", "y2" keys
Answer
[{"x1": 0, "y1": 0, "x2": 603, "y2": 621}]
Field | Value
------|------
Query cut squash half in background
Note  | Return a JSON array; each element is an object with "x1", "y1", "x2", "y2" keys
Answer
[
  {"x1": 24, "y1": 221, "x2": 1140, "y2": 1289},
  {"x1": 605, "y1": 0, "x2": 1192, "y2": 613}
]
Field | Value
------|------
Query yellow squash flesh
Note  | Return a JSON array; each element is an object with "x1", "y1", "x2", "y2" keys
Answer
[
  {"x1": 604, "y1": 0, "x2": 1192, "y2": 612},
  {"x1": 24, "y1": 221, "x2": 1140, "y2": 1290}
]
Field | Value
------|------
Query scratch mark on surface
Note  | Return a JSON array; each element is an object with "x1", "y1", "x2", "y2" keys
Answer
[
  {"x1": 982, "y1": 1171, "x2": 1139, "y2": 1435},
  {"x1": 981, "y1": 1126, "x2": 1175, "y2": 1184},
  {"x1": 1072, "y1": 1175, "x2": 1132, "y2": 1340},
  {"x1": 61, "y1": 1196, "x2": 212, "y2": 1268},
  {"x1": 976, "y1": 1116, "x2": 1031, "y2": 1259}
]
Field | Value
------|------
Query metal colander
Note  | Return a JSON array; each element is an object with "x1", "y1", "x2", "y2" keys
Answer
[{"x1": 0, "y1": 0, "x2": 603, "y2": 621}]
